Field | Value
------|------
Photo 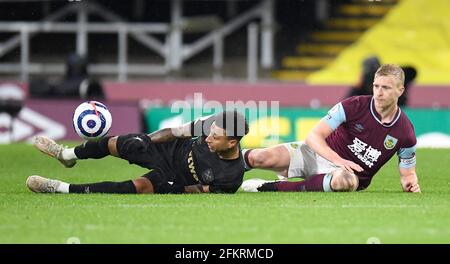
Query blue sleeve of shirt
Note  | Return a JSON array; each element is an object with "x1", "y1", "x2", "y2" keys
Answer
[
  {"x1": 322, "y1": 102, "x2": 346, "y2": 130},
  {"x1": 397, "y1": 145, "x2": 417, "y2": 169}
]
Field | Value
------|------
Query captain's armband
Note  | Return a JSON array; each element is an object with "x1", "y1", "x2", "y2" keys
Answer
[{"x1": 398, "y1": 145, "x2": 417, "y2": 169}]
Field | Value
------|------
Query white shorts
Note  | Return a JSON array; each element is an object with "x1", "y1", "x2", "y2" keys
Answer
[{"x1": 282, "y1": 141, "x2": 338, "y2": 178}]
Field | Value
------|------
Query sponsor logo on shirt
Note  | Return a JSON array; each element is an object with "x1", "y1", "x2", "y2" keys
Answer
[
  {"x1": 290, "y1": 143, "x2": 299, "y2": 149},
  {"x1": 347, "y1": 137, "x2": 382, "y2": 168},
  {"x1": 187, "y1": 151, "x2": 200, "y2": 182},
  {"x1": 354, "y1": 124, "x2": 364, "y2": 132},
  {"x1": 384, "y1": 135, "x2": 398, "y2": 150}
]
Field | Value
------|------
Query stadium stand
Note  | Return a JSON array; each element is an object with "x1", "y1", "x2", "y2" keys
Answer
[
  {"x1": 307, "y1": 0, "x2": 450, "y2": 84},
  {"x1": 272, "y1": 0, "x2": 398, "y2": 82}
]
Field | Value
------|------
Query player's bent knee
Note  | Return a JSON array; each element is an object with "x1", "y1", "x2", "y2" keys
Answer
[
  {"x1": 132, "y1": 177, "x2": 154, "y2": 194},
  {"x1": 250, "y1": 149, "x2": 274, "y2": 168},
  {"x1": 330, "y1": 169, "x2": 359, "y2": 192}
]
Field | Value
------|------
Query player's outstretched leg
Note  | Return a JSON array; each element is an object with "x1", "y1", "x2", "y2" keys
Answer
[
  {"x1": 242, "y1": 146, "x2": 291, "y2": 173},
  {"x1": 26, "y1": 175, "x2": 68, "y2": 193},
  {"x1": 26, "y1": 175, "x2": 150, "y2": 194},
  {"x1": 242, "y1": 170, "x2": 359, "y2": 193},
  {"x1": 33, "y1": 135, "x2": 114, "y2": 168},
  {"x1": 33, "y1": 136, "x2": 77, "y2": 168}
]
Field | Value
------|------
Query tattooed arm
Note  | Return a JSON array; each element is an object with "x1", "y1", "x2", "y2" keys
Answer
[{"x1": 146, "y1": 122, "x2": 192, "y2": 143}]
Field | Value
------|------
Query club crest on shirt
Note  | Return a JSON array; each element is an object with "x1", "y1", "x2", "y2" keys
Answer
[
  {"x1": 202, "y1": 168, "x2": 214, "y2": 183},
  {"x1": 384, "y1": 135, "x2": 398, "y2": 150}
]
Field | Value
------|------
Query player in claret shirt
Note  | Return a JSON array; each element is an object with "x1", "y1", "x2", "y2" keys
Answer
[
  {"x1": 27, "y1": 110, "x2": 249, "y2": 194},
  {"x1": 242, "y1": 64, "x2": 420, "y2": 193}
]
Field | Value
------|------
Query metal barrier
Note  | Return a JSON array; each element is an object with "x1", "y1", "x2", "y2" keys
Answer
[{"x1": 0, "y1": 0, "x2": 274, "y2": 82}]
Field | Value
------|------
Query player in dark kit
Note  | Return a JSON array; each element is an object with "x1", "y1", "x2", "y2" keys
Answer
[
  {"x1": 27, "y1": 111, "x2": 249, "y2": 194},
  {"x1": 242, "y1": 64, "x2": 421, "y2": 193}
]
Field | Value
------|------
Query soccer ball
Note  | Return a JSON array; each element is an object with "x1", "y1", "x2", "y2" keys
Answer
[{"x1": 72, "y1": 101, "x2": 112, "y2": 140}]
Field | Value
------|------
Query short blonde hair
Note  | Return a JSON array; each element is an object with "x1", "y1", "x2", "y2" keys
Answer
[{"x1": 375, "y1": 64, "x2": 405, "y2": 87}]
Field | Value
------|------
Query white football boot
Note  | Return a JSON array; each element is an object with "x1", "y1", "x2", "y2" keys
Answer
[
  {"x1": 26, "y1": 175, "x2": 63, "y2": 193},
  {"x1": 33, "y1": 136, "x2": 76, "y2": 168},
  {"x1": 241, "y1": 179, "x2": 274, "y2": 192}
]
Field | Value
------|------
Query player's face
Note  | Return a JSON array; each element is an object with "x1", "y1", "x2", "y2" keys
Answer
[
  {"x1": 205, "y1": 122, "x2": 233, "y2": 153},
  {"x1": 372, "y1": 75, "x2": 404, "y2": 110}
]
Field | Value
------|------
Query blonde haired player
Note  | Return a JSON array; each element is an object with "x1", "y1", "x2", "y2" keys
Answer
[{"x1": 242, "y1": 64, "x2": 420, "y2": 193}]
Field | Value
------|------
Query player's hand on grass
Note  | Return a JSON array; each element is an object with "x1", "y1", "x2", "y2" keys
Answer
[
  {"x1": 405, "y1": 182, "x2": 421, "y2": 193},
  {"x1": 335, "y1": 158, "x2": 364, "y2": 174}
]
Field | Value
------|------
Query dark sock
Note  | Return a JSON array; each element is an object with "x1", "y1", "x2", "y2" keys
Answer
[
  {"x1": 69, "y1": 180, "x2": 137, "y2": 194},
  {"x1": 74, "y1": 136, "x2": 111, "y2": 159},
  {"x1": 272, "y1": 174, "x2": 328, "y2": 192}
]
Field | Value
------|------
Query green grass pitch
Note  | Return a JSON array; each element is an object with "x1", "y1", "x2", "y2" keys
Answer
[{"x1": 0, "y1": 143, "x2": 449, "y2": 244}]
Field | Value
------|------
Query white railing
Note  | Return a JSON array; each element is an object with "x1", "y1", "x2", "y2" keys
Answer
[{"x1": 0, "y1": 0, "x2": 274, "y2": 82}]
